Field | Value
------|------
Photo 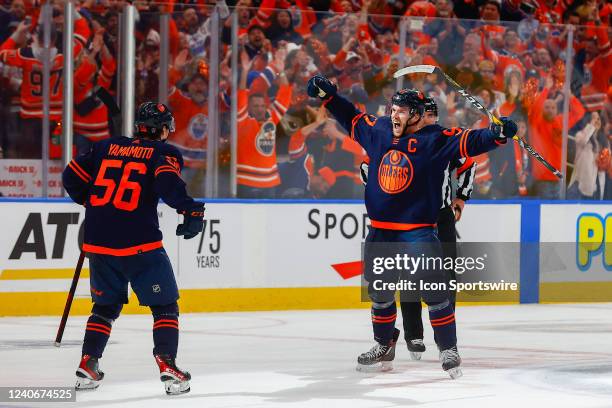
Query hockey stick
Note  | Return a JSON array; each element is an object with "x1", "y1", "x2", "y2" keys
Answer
[
  {"x1": 54, "y1": 251, "x2": 85, "y2": 347},
  {"x1": 394, "y1": 65, "x2": 563, "y2": 179}
]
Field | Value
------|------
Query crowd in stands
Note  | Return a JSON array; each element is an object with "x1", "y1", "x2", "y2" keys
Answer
[{"x1": 0, "y1": 0, "x2": 610, "y2": 199}]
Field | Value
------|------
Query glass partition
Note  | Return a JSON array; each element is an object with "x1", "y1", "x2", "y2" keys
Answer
[{"x1": 0, "y1": 3, "x2": 604, "y2": 200}]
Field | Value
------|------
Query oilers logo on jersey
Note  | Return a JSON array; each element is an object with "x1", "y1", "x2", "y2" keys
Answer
[
  {"x1": 188, "y1": 113, "x2": 208, "y2": 140},
  {"x1": 378, "y1": 150, "x2": 414, "y2": 194},
  {"x1": 255, "y1": 121, "x2": 276, "y2": 157}
]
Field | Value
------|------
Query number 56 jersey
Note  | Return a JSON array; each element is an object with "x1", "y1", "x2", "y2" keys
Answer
[{"x1": 62, "y1": 136, "x2": 199, "y2": 256}]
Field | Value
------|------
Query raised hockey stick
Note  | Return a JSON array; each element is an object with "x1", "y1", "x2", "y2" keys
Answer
[
  {"x1": 394, "y1": 65, "x2": 563, "y2": 179},
  {"x1": 54, "y1": 251, "x2": 85, "y2": 347}
]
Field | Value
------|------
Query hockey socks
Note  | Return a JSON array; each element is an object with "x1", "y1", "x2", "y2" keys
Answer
[
  {"x1": 371, "y1": 301, "x2": 397, "y2": 345},
  {"x1": 428, "y1": 300, "x2": 456, "y2": 350},
  {"x1": 151, "y1": 302, "x2": 180, "y2": 358},
  {"x1": 82, "y1": 304, "x2": 122, "y2": 358}
]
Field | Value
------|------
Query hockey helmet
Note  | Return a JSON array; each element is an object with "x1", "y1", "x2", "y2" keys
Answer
[
  {"x1": 391, "y1": 88, "x2": 426, "y2": 117},
  {"x1": 424, "y1": 96, "x2": 438, "y2": 117},
  {"x1": 134, "y1": 102, "x2": 175, "y2": 138}
]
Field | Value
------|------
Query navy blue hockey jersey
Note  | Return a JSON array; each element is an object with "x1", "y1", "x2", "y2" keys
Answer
[
  {"x1": 62, "y1": 136, "x2": 198, "y2": 255},
  {"x1": 324, "y1": 94, "x2": 505, "y2": 229}
]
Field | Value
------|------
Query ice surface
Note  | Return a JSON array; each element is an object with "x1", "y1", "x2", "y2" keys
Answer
[{"x1": 1, "y1": 304, "x2": 612, "y2": 407}]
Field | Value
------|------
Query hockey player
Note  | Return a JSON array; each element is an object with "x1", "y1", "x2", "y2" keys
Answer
[
  {"x1": 62, "y1": 102, "x2": 205, "y2": 395},
  {"x1": 307, "y1": 75, "x2": 517, "y2": 378},
  {"x1": 360, "y1": 97, "x2": 477, "y2": 360}
]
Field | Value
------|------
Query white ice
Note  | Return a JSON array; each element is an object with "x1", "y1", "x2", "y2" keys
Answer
[{"x1": 1, "y1": 304, "x2": 612, "y2": 408}]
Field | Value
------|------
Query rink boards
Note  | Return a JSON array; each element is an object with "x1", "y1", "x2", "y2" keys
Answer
[{"x1": 0, "y1": 199, "x2": 611, "y2": 315}]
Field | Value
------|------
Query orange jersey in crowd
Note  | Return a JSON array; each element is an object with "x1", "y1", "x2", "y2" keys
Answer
[
  {"x1": 166, "y1": 88, "x2": 208, "y2": 169},
  {"x1": 236, "y1": 84, "x2": 292, "y2": 188},
  {"x1": 287, "y1": 1, "x2": 315, "y2": 38},
  {"x1": 0, "y1": 16, "x2": 90, "y2": 120},
  {"x1": 581, "y1": 48, "x2": 612, "y2": 112},
  {"x1": 482, "y1": 36, "x2": 525, "y2": 91},
  {"x1": 528, "y1": 87, "x2": 585, "y2": 181},
  {"x1": 73, "y1": 52, "x2": 116, "y2": 141}
]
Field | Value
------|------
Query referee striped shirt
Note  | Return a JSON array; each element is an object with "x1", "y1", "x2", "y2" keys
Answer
[{"x1": 441, "y1": 156, "x2": 476, "y2": 209}]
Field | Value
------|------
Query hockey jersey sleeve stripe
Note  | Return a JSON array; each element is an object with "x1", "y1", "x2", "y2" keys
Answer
[
  {"x1": 370, "y1": 220, "x2": 435, "y2": 231},
  {"x1": 273, "y1": 99, "x2": 288, "y2": 114},
  {"x1": 459, "y1": 129, "x2": 472, "y2": 158},
  {"x1": 350, "y1": 113, "x2": 366, "y2": 140},
  {"x1": 155, "y1": 164, "x2": 182, "y2": 173},
  {"x1": 269, "y1": 104, "x2": 283, "y2": 122},
  {"x1": 237, "y1": 113, "x2": 249, "y2": 123},
  {"x1": 261, "y1": 67, "x2": 276, "y2": 87},
  {"x1": 364, "y1": 115, "x2": 377, "y2": 127},
  {"x1": 70, "y1": 160, "x2": 91, "y2": 179},
  {"x1": 82, "y1": 241, "x2": 163, "y2": 256},
  {"x1": 155, "y1": 166, "x2": 181, "y2": 178},
  {"x1": 68, "y1": 161, "x2": 91, "y2": 183}
]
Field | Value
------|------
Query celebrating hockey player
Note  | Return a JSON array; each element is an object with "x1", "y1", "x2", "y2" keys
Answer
[
  {"x1": 307, "y1": 75, "x2": 517, "y2": 378},
  {"x1": 360, "y1": 97, "x2": 477, "y2": 361},
  {"x1": 62, "y1": 102, "x2": 205, "y2": 395}
]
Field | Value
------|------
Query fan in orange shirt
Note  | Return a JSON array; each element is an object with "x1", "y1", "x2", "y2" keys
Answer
[
  {"x1": 166, "y1": 70, "x2": 209, "y2": 198},
  {"x1": 477, "y1": 0, "x2": 505, "y2": 43},
  {"x1": 580, "y1": 37, "x2": 612, "y2": 112},
  {"x1": 528, "y1": 83, "x2": 585, "y2": 198},
  {"x1": 73, "y1": 28, "x2": 116, "y2": 155},
  {"x1": 237, "y1": 47, "x2": 292, "y2": 198}
]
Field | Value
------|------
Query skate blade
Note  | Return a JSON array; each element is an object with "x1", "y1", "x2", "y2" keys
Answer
[
  {"x1": 356, "y1": 360, "x2": 393, "y2": 373},
  {"x1": 163, "y1": 379, "x2": 191, "y2": 395},
  {"x1": 446, "y1": 367, "x2": 463, "y2": 379},
  {"x1": 75, "y1": 376, "x2": 100, "y2": 391},
  {"x1": 409, "y1": 351, "x2": 423, "y2": 360}
]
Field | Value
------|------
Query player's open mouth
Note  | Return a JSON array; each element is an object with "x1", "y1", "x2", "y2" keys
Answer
[{"x1": 393, "y1": 121, "x2": 401, "y2": 130}]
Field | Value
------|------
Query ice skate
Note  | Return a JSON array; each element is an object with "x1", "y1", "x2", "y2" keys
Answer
[
  {"x1": 155, "y1": 354, "x2": 191, "y2": 395},
  {"x1": 75, "y1": 355, "x2": 104, "y2": 390},
  {"x1": 406, "y1": 338, "x2": 426, "y2": 360},
  {"x1": 440, "y1": 346, "x2": 462, "y2": 379},
  {"x1": 356, "y1": 328, "x2": 400, "y2": 372}
]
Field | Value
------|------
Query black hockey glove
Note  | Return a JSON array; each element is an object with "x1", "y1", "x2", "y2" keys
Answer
[
  {"x1": 490, "y1": 117, "x2": 517, "y2": 141},
  {"x1": 176, "y1": 203, "x2": 205, "y2": 240},
  {"x1": 501, "y1": 117, "x2": 518, "y2": 139},
  {"x1": 307, "y1": 75, "x2": 337, "y2": 100},
  {"x1": 359, "y1": 161, "x2": 368, "y2": 186}
]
